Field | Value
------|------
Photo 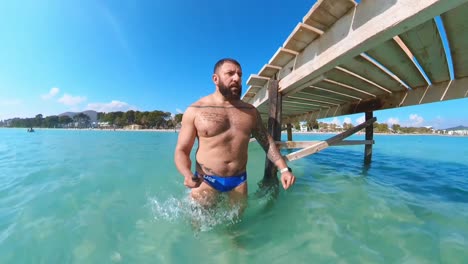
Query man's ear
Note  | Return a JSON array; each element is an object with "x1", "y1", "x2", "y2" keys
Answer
[{"x1": 212, "y1": 74, "x2": 219, "y2": 84}]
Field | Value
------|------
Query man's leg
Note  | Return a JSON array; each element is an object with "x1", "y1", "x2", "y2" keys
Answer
[
  {"x1": 228, "y1": 182, "x2": 248, "y2": 216},
  {"x1": 190, "y1": 181, "x2": 219, "y2": 208}
]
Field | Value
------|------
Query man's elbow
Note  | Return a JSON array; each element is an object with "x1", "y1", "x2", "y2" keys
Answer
[{"x1": 174, "y1": 147, "x2": 189, "y2": 160}]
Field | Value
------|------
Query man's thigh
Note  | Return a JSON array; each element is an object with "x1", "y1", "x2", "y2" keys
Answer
[
  {"x1": 191, "y1": 182, "x2": 219, "y2": 207},
  {"x1": 228, "y1": 182, "x2": 248, "y2": 210}
]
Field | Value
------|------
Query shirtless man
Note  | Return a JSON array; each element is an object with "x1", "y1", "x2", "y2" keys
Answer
[{"x1": 174, "y1": 58, "x2": 295, "y2": 208}]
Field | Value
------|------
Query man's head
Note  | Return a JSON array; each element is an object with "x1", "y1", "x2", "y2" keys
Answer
[{"x1": 212, "y1": 58, "x2": 243, "y2": 100}]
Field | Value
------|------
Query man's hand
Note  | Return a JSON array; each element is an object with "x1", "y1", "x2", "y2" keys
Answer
[
  {"x1": 184, "y1": 174, "x2": 202, "y2": 189},
  {"x1": 280, "y1": 171, "x2": 296, "y2": 190}
]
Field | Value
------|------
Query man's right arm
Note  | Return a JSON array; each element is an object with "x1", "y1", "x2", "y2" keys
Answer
[{"x1": 174, "y1": 107, "x2": 199, "y2": 188}]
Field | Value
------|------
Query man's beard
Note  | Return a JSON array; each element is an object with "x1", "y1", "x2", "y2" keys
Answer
[{"x1": 219, "y1": 82, "x2": 242, "y2": 100}]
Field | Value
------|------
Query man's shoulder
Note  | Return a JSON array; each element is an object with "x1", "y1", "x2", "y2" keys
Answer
[
  {"x1": 235, "y1": 101, "x2": 256, "y2": 110},
  {"x1": 188, "y1": 96, "x2": 212, "y2": 109},
  {"x1": 187, "y1": 96, "x2": 256, "y2": 111}
]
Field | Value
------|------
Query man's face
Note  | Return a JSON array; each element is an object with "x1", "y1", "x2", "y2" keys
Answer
[{"x1": 215, "y1": 62, "x2": 242, "y2": 100}]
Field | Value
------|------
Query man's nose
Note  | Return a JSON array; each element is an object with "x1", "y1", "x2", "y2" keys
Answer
[{"x1": 232, "y1": 73, "x2": 241, "y2": 82}]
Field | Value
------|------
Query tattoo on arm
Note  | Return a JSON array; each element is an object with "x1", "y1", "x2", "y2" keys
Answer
[{"x1": 252, "y1": 111, "x2": 282, "y2": 163}]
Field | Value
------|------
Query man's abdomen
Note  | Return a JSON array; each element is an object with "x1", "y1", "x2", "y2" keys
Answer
[{"x1": 196, "y1": 140, "x2": 249, "y2": 177}]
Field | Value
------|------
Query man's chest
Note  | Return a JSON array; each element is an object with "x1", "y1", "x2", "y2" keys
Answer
[{"x1": 194, "y1": 109, "x2": 255, "y2": 137}]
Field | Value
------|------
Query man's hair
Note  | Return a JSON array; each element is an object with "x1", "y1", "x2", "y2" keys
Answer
[{"x1": 213, "y1": 58, "x2": 241, "y2": 74}]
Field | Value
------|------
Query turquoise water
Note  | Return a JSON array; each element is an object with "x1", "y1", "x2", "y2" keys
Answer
[{"x1": 1, "y1": 128, "x2": 467, "y2": 263}]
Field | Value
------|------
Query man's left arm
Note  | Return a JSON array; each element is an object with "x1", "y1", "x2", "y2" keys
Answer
[{"x1": 252, "y1": 109, "x2": 296, "y2": 190}]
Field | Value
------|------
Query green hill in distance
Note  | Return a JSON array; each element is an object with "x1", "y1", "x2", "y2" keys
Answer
[{"x1": 443, "y1": 125, "x2": 468, "y2": 131}]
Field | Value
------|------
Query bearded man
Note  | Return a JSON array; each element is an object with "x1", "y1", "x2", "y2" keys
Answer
[{"x1": 174, "y1": 58, "x2": 295, "y2": 210}]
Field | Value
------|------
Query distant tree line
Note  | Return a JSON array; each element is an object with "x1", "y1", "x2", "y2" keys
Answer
[
  {"x1": 0, "y1": 113, "x2": 437, "y2": 134},
  {"x1": 287, "y1": 119, "x2": 435, "y2": 134},
  {"x1": 4, "y1": 114, "x2": 75, "y2": 128},
  {"x1": 1, "y1": 111, "x2": 184, "y2": 129},
  {"x1": 97, "y1": 110, "x2": 183, "y2": 128}
]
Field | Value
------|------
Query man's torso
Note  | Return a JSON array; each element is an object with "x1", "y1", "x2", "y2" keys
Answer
[{"x1": 192, "y1": 99, "x2": 256, "y2": 176}]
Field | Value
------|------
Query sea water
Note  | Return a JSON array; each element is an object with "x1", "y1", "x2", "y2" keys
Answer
[{"x1": 0, "y1": 128, "x2": 467, "y2": 263}]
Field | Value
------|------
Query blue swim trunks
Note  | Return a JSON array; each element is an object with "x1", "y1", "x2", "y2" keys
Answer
[{"x1": 194, "y1": 171, "x2": 247, "y2": 192}]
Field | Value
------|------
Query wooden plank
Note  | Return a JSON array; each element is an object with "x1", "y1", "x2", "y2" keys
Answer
[
  {"x1": 283, "y1": 23, "x2": 323, "y2": 52},
  {"x1": 286, "y1": 76, "x2": 468, "y2": 120},
  {"x1": 277, "y1": 141, "x2": 322, "y2": 149},
  {"x1": 303, "y1": 0, "x2": 357, "y2": 31},
  {"x1": 334, "y1": 66, "x2": 392, "y2": 94},
  {"x1": 284, "y1": 117, "x2": 376, "y2": 161},
  {"x1": 282, "y1": 106, "x2": 316, "y2": 113},
  {"x1": 393, "y1": 36, "x2": 431, "y2": 85},
  {"x1": 283, "y1": 104, "x2": 320, "y2": 113},
  {"x1": 279, "y1": 0, "x2": 468, "y2": 95},
  {"x1": 287, "y1": 96, "x2": 340, "y2": 107},
  {"x1": 398, "y1": 19, "x2": 450, "y2": 83},
  {"x1": 340, "y1": 55, "x2": 406, "y2": 92},
  {"x1": 283, "y1": 102, "x2": 322, "y2": 114},
  {"x1": 276, "y1": 140, "x2": 374, "y2": 149},
  {"x1": 323, "y1": 79, "x2": 377, "y2": 98},
  {"x1": 247, "y1": 75, "x2": 270, "y2": 87},
  {"x1": 442, "y1": 2, "x2": 468, "y2": 78},
  {"x1": 258, "y1": 64, "x2": 282, "y2": 78},
  {"x1": 315, "y1": 81, "x2": 371, "y2": 99},
  {"x1": 360, "y1": 53, "x2": 411, "y2": 90},
  {"x1": 283, "y1": 99, "x2": 322, "y2": 108},
  {"x1": 269, "y1": 48, "x2": 298, "y2": 68},
  {"x1": 296, "y1": 90, "x2": 347, "y2": 103},
  {"x1": 335, "y1": 140, "x2": 374, "y2": 146},
  {"x1": 366, "y1": 39, "x2": 427, "y2": 88},
  {"x1": 248, "y1": 81, "x2": 269, "y2": 107},
  {"x1": 308, "y1": 85, "x2": 362, "y2": 101}
]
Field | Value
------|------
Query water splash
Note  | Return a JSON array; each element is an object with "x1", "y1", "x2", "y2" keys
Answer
[{"x1": 149, "y1": 193, "x2": 242, "y2": 232}]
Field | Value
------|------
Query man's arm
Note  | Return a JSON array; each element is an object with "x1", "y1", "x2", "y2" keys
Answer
[
  {"x1": 174, "y1": 107, "x2": 199, "y2": 188},
  {"x1": 252, "y1": 109, "x2": 296, "y2": 190}
]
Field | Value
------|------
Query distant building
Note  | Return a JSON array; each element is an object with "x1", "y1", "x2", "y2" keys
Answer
[
  {"x1": 448, "y1": 129, "x2": 468, "y2": 136},
  {"x1": 124, "y1": 124, "x2": 142, "y2": 130},
  {"x1": 98, "y1": 122, "x2": 111, "y2": 128}
]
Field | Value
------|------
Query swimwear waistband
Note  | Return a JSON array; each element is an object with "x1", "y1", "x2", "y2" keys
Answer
[{"x1": 193, "y1": 171, "x2": 247, "y2": 192}]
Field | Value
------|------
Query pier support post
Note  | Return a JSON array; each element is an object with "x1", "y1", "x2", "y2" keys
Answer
[
  {"x1": 263, "y1": 80, "x2": 281, "y2": 185},
  {"x1": 287, "y1": 123, "x2": 293, "y2": 141},
  {"x1": 364, "y1": 111, "x2": 374, "y2": 165}
]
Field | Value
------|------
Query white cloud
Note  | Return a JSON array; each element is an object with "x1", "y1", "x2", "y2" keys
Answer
[
  {"x1": 58, "y1": 94, "x2": 87, "y2": 106},
  {"x1": 176, "y1": 108, "x2": 183, "y2": 114},
  {"x1": 408, "y1": 114, "x2": 424, "y2": 127},
  {"x1": 86, "y1": 100, "x2": 137, "y2": 112},
  {"x1": 356, "y1": 115, "x2": 365, "y2": 124},
  {"x1": 387, "y1": 117, "x2": 400, "y2": 126},
  {"x1": 41, "y1": 87, "x2": 60, "y2": 100},
  {"x1": 343, "y1": 117, "x2": 352, "y2": 125}
]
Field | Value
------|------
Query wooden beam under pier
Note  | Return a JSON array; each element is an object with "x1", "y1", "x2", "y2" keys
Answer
[
  {"x1": 284, "y1": 117, "x2": 376, "y2": 162},
  {"x1": 276, "y1": 140, "x2": 374, "y2": 149}
]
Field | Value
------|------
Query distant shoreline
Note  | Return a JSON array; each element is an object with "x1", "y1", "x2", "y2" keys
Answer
[
  {"x1": 286, "y1": 131, "x2": 466, "y2": 137},
  {"x1": 13, "y1": 127, "x2": 180, "y2": 133},
  {"x1": 1, "y1": 127, "x2": 466, "y2": 136}
]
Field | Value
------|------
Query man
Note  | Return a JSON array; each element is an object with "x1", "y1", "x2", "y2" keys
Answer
[{"x1": 174, "y1": 58, "x2": 295, "y2": 209}]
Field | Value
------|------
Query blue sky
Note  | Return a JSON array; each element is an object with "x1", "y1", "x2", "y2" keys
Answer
[{"x1": 0, "y1": 0, "x2": 466, "y2": 129}]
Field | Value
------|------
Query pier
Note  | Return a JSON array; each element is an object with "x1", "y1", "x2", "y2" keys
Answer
[{"x1": 242, "y1": 0, "x2": 468, "y2": 180}]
